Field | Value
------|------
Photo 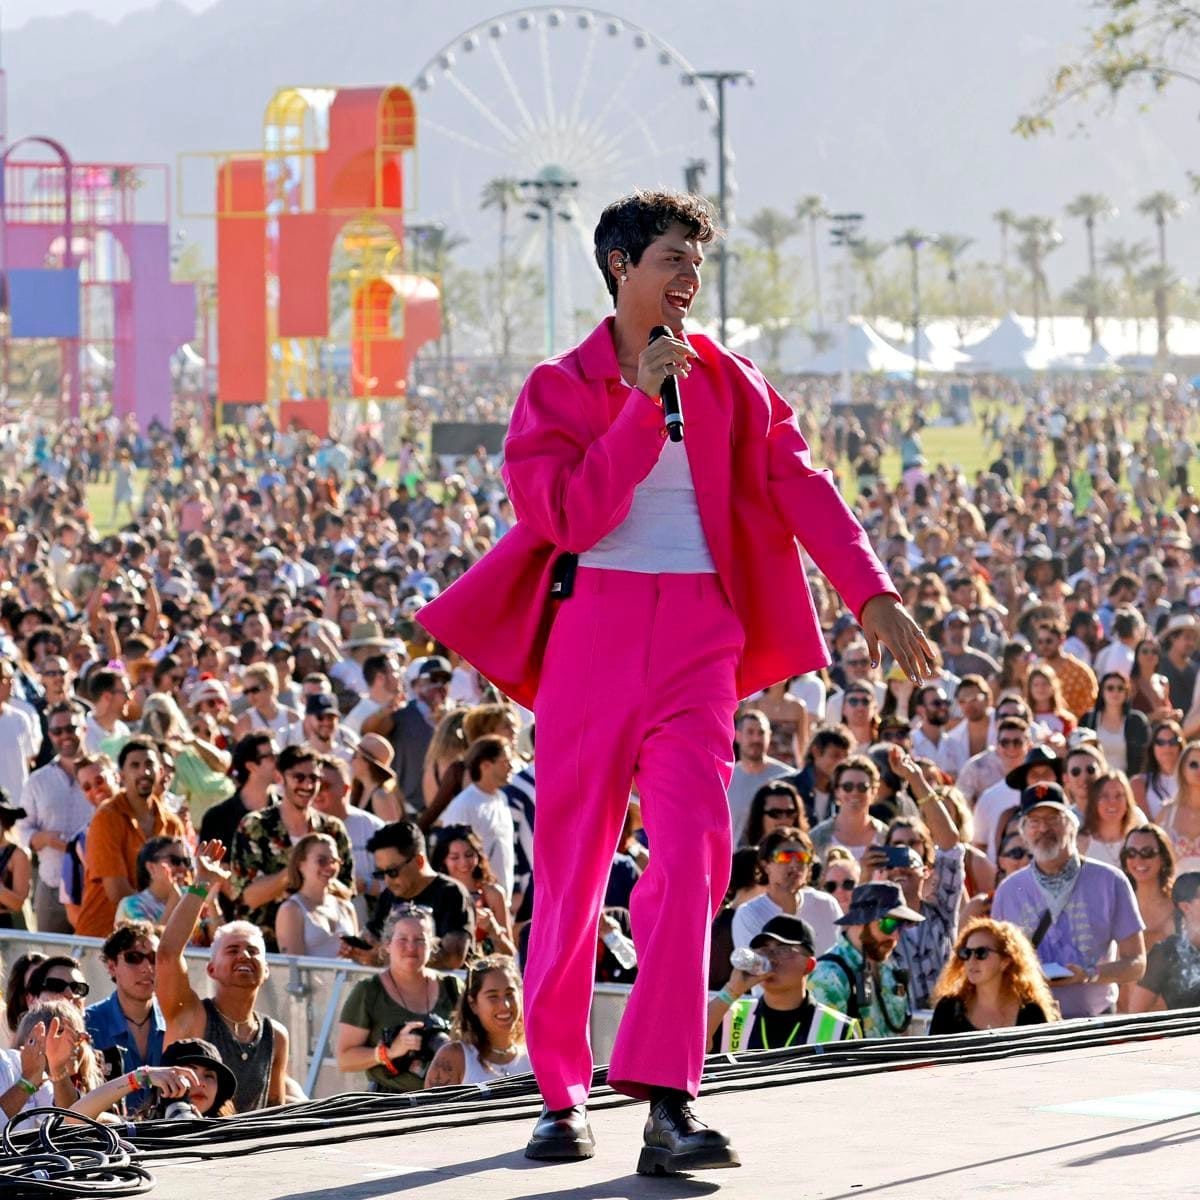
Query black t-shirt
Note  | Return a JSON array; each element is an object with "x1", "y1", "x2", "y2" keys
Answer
[
  {"x1": 198, "y1": 791, "x2": 251, "y2": 857},
  {"x1": 367, "y1": 873, "x2": 474, "y2": 944},
  {"x1": 1141, "y1": 935, "x2": 1200, "y2": 1010},
  {"x1": 928, "y1": 995, "x2": 1050, "y2": 1035},
  {"x1": 747, "y1": 997, "x2": 820, "y2": 1051}
]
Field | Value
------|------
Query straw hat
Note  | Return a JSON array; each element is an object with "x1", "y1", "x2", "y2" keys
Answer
[{"x1": 356, "y1": 733, "x2": 396, "y2": 780}]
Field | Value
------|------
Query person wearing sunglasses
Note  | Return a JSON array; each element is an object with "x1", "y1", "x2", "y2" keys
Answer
[
  {"x1": 819, "y1": 848, "x2": 860, "y2": 915},
  {"x1": 27, "y1": 955, "x2": 91, "y2": 1014},
  {"x1": 929, "y1": 918, "x2": 1058, "y2": 1034},
  {"x1": 276, "y1": 832, "x2": 359, "y2": 959},
  {"x1": 1131, "y1": 871, "x2": 1200, "y2": 1013},
  {"x1": 1078, "y1": 671, "x2": 1150, "y2": 779},
  {"x1": 808, "y1": 881, "x2": 925, "y2": 1038},
  {"x1": 112, "y1": 836, "x2": 195, "y2": 929},
  {"x1": 1131, "y1": 720, "x2": 1182, "y2": 821},
  {"x1": 732, "y1": 828, "x2": 840, "y2": 958},
  {"x1": 84, "y1": 921, "x2": 166, "y2": 1112},
  {"x1": 779, "y1": 727, "x2": 851, "y2": 828},
  {"x1": 974, "y1": 735, "x2": 1060, "y2": 863},
  {"x1": 708, "y1": 915, "x2": 860, "y2": 1053},
  {"x1": 1120, "y1": 824, "x2": 1177, "y2": 963},
  {"x1": 727, "y1": 712, "x2": 792, "y2": 843},
  {"x1": 738, "y1": 780, "x2": 806, "y2": 850},
  {"x1": 228, "y1": 744, "x2": 354, "y2": 949},
  {"x1": 809, "y1": 756, "x2": 889, "y2": 864},
  {"x1": 232, "y1": 664, "x2": 298, "y2": 743},
  {"x1": 1128, "y1": 639, "x2": 1175, "y2": 723},
  {"x1": 992, "y1": 782, "x2": 1145, "y2": 1019},
  {"x1": 1159, "y1": 739, "x2": 1200, "y2": 873}
]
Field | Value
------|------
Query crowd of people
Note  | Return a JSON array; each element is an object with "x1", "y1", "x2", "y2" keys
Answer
[{"x1": 2, "y1": 374, "x2": 1200, "y2": 1126}]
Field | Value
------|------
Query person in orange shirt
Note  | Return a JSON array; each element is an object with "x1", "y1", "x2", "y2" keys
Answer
[
  {"x1": 75, "y1": 737, "x2": 187, "y2": 937},
  {"x1": 1035, "y1": 620, "x2": 1098, "y2": 721}
]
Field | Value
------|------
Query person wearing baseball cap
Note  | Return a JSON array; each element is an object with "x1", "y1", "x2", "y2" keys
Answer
[
  {"x1": 281, "y1": 692, "x2": 359, "y2": 767},
  {"x1": 992, "y1": 782, "x2": 1145, "y2": 1019},
  {"x1": 808, "y1": 882, "x2": 924, "y2": 1038},
  {"x1": 707, "y1": 915, "x2": 860, "y2": 1053}
]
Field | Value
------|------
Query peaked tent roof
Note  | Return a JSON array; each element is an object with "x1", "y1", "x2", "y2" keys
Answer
[
  {"x1": 769, "y1": 317, "x2": 937, "y2": 375},
  {"x1": 884, "y1": 326, "x2": 971, "y2": 372},
  {"x1": 961, "y1": 312, "x2": 1053, "y2": 372}
]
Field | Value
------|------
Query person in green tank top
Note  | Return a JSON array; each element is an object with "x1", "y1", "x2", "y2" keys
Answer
[{"x1": 707, "y1": 915, "x2": 860, "y2": 1053}]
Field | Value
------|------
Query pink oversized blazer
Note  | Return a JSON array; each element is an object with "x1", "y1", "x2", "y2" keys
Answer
[{"x1": 418, "y1": 317, "x2": 898, "y2": 709}]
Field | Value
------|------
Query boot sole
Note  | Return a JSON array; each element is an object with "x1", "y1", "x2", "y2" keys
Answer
[
  {"x1": 636, "y1": 1145, "x2": 741, "y2": 1176},
  {"x1": 525, "y1": 1133, "x2": 597, "y2": 1162}
]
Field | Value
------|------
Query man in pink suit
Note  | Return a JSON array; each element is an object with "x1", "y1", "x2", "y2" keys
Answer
[{"x1": 418, "y1": 190, "x2": 933, "y2": 1175}]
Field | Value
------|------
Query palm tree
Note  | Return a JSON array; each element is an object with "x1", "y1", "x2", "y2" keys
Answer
[
  {"x1": 795, "y1": 195, "x2": 828, "y2": 329},
  {"x1": 1014, "y1": 216, "x2": 1062, "y2": 335},
  {"x1": 1102, "y1": 238, "x2": 1151, "y2": 354},
  {"x1": 1136, "y1": 190, "x2": 1185, "y2": 360},
  {"x1": 847, "y1": 238, "x2": 888, "y2": 319},
  {"x1": 934, "y1": 234, "x2": 975, "y2": 343},
  {"x1": 1064, "y1": 193, "x2": 1116, "y2": 346},
  {"x1": 894, "y1": 229, "x2": 937, "y2": 391},
  {"x1": 745, "y1": 207, "x2": 801, "y2": 369},
  {"x1": 480, "y1": 177, "x2": 523, "y2": 364},
  {"x1": 992, "y1": 208, "x2": 1017, "y2": 309},
  {"x1": 745, "y1": 207, "x2": 800, "y2": 279}
]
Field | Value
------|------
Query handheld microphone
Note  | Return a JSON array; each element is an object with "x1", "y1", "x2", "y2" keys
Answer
[
  {"x1": 648, "y1": 325, "x2": 684, "y2": 442},
  {"x1": 164, "y1": 1100, "x2": 204, "y2": 1121}
]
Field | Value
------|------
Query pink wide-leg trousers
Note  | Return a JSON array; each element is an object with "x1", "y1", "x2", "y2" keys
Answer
[{"x1": 525, "y1": 567, "x2": 743, "y2": 1108}]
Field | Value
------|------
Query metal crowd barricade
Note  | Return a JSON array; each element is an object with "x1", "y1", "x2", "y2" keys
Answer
[{"x1": 0, "y1": 930, "x2": 636, "y2": 1097}]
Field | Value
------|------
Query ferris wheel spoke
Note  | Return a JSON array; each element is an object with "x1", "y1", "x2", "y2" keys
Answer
[
  {"x1": 443, "y1": 70, "x2": 523, "y2": 148},
  {"x1": 573, "y1": 52, "x2": 646, "y2": 146},
  {"x1": 564, "y1": 23, "x2": 600, "y2": 132},
  {"x1": 537, "y1": 23, "x2": 559, "y2": 130},
  {"x1": 421, "y1": 118, "x2": 510, "y2": 160},
  {"x1": 487, "y1": 38, "x2": 538, "y2": 140}
]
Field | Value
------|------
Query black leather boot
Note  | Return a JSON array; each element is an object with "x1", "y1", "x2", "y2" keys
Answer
[
  {"x1": 524, "y1": 1104, "x2": 596, "y2": 1161},
  {"x1": 637, "y1": 1091, "x2": 740, "y2": 1176}
]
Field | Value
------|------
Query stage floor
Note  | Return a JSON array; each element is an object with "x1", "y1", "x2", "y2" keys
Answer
[{"x1": 148, "y1": 1034, "x2": 1200, "y2": 1200}]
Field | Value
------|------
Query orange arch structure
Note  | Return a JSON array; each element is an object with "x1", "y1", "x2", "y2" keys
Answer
[{"x1": 214, "y1": 84, "x2": 439, "y2": 435}]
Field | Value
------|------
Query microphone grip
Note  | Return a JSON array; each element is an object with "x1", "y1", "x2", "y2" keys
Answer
[{"x1": 661, "y1": 376, "x2": 684, "y2": 442}]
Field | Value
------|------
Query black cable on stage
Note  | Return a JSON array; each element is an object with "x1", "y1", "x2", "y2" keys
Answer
[
  {"x1": 119, "y1": 1005, "x2": 1200, "y2": 1166},
  {"x1": 5, "y1": 1006, "x2": 1198, "y2": 1184},
  {"x1": 0, "y1": 1109, "x2": 153, "y2": 1199}
]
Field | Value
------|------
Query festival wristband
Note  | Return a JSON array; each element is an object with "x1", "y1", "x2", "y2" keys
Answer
[
  {"x1": 16, "y1": 1077, "x2": 37, "y2": 1095},
  {"x1": 184, "y1": 883, "x2": 211, "y2": 898},
  {"x1": 715, "y1": 987, "x2": 736, "y2": 1006},
  {"x1": 376, "y1": 1043, "x2": 399, "y2": 1075}
]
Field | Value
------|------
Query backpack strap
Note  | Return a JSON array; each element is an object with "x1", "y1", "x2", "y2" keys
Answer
[{"x1": 815, "y1": 953, "x2": 860, "y2": 1020}]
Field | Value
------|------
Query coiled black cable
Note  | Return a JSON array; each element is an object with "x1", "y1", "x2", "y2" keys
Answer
[{"x1": 0, "y1": 1109, "x2": 153, "y2": 1198}]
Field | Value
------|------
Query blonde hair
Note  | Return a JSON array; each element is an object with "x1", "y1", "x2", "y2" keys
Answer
[
  {"x1": 285, "y1": 832, "x2": 339, "y2": 893},
  {"x1": 932, "y1": 918, "x2": 1060, "y2": 1019}
]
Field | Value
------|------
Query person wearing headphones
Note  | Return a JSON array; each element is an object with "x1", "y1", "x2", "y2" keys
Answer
[{"x1": 706, "y1": 915, "x2": 860, "y2": 1052}]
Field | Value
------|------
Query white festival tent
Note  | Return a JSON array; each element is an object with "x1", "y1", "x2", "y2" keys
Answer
[
  {"x1": 882, "y1": 326, "x2": 972, "y2": 372},
  {"x1": 757, "y1": 317, "x2": 937, "y2": 376},
  {"x1": 959, "y1": 312, "x2": 1055, "y2": 372}
]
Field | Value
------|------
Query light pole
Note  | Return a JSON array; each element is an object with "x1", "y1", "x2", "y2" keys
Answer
[
  {"x1": 828, "y1": 212, "x2": 863, "y2": 406},
  {"x1": 687, "y1": 69, "x2": 752, "y2": 345},
  {"x1": 895, "y1": 230, "x2": 937, "y2": 399},
  {"x1": 520, "y1": 166, "x2": 578, "y2": 356}
]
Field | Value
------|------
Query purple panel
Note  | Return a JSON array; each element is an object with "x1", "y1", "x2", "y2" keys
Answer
[{"x1": 8, "y1": 268, "x2": 79, "y2": 336}]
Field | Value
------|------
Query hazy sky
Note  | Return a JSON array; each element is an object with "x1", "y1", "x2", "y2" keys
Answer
[{"x1": 1, "y1": 0, "x2": 214, "y2": 27}]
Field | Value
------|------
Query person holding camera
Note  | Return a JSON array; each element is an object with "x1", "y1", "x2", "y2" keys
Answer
[{"x1": 336, "y1": 904, "x2": 464, "y2": 1091}]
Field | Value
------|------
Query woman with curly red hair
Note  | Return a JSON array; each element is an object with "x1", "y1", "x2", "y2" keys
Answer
[{"x1": 929, "y1": 918, "x2": 1059, "y2": 1034}]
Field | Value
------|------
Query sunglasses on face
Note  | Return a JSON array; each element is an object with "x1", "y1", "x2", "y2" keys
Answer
[
  {"x1": 844, "y1": 658, "x2": 870, "y2": 669},
  {"x1": 769, "y1": 848, "x2": 811, "y2": 865},
  {"x1": 844, "y1": 696, "x2": 871, "y2": 708},
  {"x1": 877, "y1": 916, "x2": 902, "y2": 936},
  {"x1": 41, "y1": 977, "x2": 89, "y2": 998},
  {"x1": 999, "y1": 845, "x2": 1030, "y2": 861},
  {"x1": 41, "y1": 669, "x2": 65, "y2": 678},
  {"x1": 1123, "y1": 846, "x2": 1161, "y2": 860},
  {"x1": 120, "y1": 950, "x2": 156, "y2": 967},
  {"x1": 764, "y1": 807, "x2": 799, "y2": 820},
  {"x1": 1068, "y1": 764, "x2": 1098, "y2": 777},
  {"x1": 286, "y1": 772, "x2": 320, "y2": 784},
  {"x1": 957, "y1": 946, "x2": 1000, "y2": 962},
  {"x1": 243, "y1": 685, "x2": 263, "y2": 696},
  {"x1": 48, "y1": 724, "x2": 79, "y2": 736},
  {"x1": 1156, "y1": 737, "x2": 1182, "y2": 748},
  {"x1": 823, "y1": 879, "x2": 856, "y2": 894},
  {"x1": 158, "y1": 854, "x2": 192, "y2": 869},
  {"x1": 997, "y1": 737, "x2": 1026, "y2": 749},
  {"x1": 371, "y1": 858, "x2": 415, "y2": 881},
  {"x1": 837, "y1": 781, "x2": 870, "y2": 794}
]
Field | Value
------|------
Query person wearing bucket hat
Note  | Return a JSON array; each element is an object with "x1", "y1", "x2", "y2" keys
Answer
[
  {"x1": 808, "y1": 882, "x2": 924, "y2": 1038},
  {"x1": 152, "y1": 1038, "x2": 238, "y2": 1117},
  {"x1": 992, "y1": 782, "x2": 1145, "y2": 1019},
  {"x1": 706, "y1": 915, "x2": 860, "y2": 1053}
]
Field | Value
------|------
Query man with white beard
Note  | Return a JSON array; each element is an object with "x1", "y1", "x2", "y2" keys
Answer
[{"x1": 992, "y1": 782, "x2": 1145, "y2": 1018}]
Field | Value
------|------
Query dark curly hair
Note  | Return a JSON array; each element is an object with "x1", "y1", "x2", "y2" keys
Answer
[{"x1": 593, "y1": 189, "x2": 721, "y2": 302}]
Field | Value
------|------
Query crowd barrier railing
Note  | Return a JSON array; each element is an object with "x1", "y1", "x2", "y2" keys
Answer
[{"x1": 0, "y1": 930, "x2": 635, "y2": 1096}]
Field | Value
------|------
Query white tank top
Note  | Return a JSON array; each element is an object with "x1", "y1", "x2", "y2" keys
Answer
[
  {"x1": 578, "y1": 389, "x2": 715, "y2": 574},
  {"x1": 461, "y1": 1043, "x2": 532, "y2": 1085}
]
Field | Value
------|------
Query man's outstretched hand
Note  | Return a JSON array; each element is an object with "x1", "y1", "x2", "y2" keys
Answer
[{"x1": 859, "y1": 594, "x2": 937, "y2": 684}]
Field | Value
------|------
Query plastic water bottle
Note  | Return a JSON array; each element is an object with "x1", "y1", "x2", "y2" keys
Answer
[
  {"x1": 602, "y1": 927, "x2": 638, "y2": 970},
  {"x1": 730, "y1": 947, "x2": 771, "y2": 975}
]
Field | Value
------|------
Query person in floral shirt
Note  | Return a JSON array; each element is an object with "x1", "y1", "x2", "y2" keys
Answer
[{"x1": 229, "y1": 745, "x2": 353, "y2": 949}]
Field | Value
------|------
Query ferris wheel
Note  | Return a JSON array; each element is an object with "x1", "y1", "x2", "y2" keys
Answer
[{"x1": 410, "y1": 6, "x2": 726, "y2": 351}]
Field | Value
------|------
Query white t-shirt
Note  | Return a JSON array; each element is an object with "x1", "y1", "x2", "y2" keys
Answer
[
  {"x1": 730, "y1": 889, "x2": 841, "y2": 957},
  {"x1": 1093, "y1": 641, "x2": 1135, "y2": 681},
  {"x1": 0, "y1": 706, "x2": 37, "y2": 806},
  {"x1": 344, "y1": 696, "x2": 384, "y2": 736},
  {"x1": 440, "y1": 782, "x2": 516, "y2": 899},
  {"x1": 0, "y1": 1048, "x2": 52, "y2": 1128},
  {"x1": 911, "y1": 724, "x2": 969, "y2": 779},
  {"x1": 973, "y1": 780, "x2": 1020, "y2": 861},
  {"x1": 83, "y1": 713, "x2": 129, "y2": 755}
]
